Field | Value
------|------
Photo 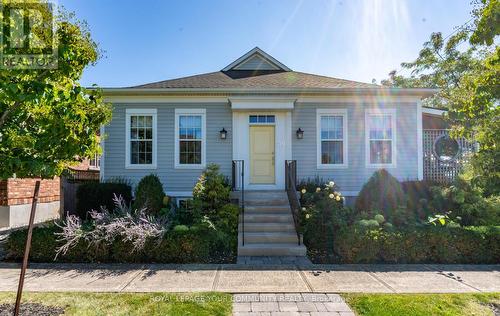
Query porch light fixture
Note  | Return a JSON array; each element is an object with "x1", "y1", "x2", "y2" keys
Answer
[
  {"x1": 296, "y1": 128, "x2": 304, "y2": 139},
  {"x1": 219, "y1": 128, "x2": 227, "y2": 140}
]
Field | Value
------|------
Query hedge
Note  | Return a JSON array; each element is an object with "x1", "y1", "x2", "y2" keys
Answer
[
  {"x1": 327, "y1": 226, "x2": 500, "y2": 264},
  {"x1": 5, "y1": 224, "x2": 234, "y2": 264},
  {"x1": 76, "y1": 182, "x2": 132, "y2": 219}
]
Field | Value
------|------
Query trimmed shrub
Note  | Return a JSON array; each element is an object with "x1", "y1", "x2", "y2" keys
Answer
[
  {"x1": 6, "y1": 224, "x2": 59, "y2": 262},
  {"x1": 355, "y1": 169, "x2": 407, "y2": 222},
  {"x1": 5, "y1": 223, "x2": 231, "y2": 264},
  {"x1": 133, "y1": 174, "x2": 165, "y2": 216},
  {"x1": 76, "y1": 182, "x2": 132, "y2": 219},
  {"x1": 330, "y1": 226, "x2": 500, "y2": 264}
]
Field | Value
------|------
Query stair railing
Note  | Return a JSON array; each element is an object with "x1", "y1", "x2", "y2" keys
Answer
[
  {"x1": 285, "y1": 160, "x2": 302, "y2": 246},
  {"x1": 232, "y1": 160, "x2": 245, "y2": 246}
]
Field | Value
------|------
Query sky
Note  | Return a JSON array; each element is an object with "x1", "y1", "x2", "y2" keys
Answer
[{"x1": 58, "y1": 0, "x2": 472, "y2": 87}]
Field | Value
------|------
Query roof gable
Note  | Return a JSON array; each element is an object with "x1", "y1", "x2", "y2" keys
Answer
[{"x1": 222, "y1": 47, "x2": 291, "y2": 72}]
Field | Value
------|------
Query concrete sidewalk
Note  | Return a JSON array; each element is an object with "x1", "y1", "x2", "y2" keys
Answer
[{"x1": 0, "y1": 263, "x2": 498, "y2": 293}]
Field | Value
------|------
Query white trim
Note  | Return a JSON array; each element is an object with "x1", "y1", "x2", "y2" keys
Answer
[
  {"x1": 125, "y1": 108, "x2": 157, "y2": 169},
  {"x1": 231, "y1": 100, "x2": 295, "y2": 110},
  {"x1": 222, "y1": 47, "x2": 291, "y2": 72},
  {"x1": 232, "y1": 111, "x2": 291, "y2": 190},
  {"x1": 417, "y1": 101, "x2": 424, "y2": 180},
  {"x1": 365, "y1": 108, "x2": 397, "y2": 168},
  {"x1": 174, "y1": 108, "x2": 206, "y2": 169},
  {"x1": 316, "y1": 109, "x2": 348, "y2": 169},
  {"x1": 422, "y1": 107, "x2": 447, "y2": 117},
  {"x1": 100, "y1": 125, "x2": 105, "y2": 181}
]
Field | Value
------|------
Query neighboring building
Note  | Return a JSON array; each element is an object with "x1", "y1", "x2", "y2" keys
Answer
[
  {"x1": 0, "y1": 178, "x2": 60, "y2": 229},
  {"x1": 101, "y1": 47, "x2": 437, "y2": 201},
  {"x1": 0, "y1": 158, "x2": 100, "y2": 229}
]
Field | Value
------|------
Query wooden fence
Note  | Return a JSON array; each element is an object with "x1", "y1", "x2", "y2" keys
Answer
[{"x1": 60, "y1": 169, "x2": 99, "y2": 217}]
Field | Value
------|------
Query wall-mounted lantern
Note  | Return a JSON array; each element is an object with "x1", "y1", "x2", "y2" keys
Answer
[
  {"x1": 219, "y1": 128, "x2": 228, "y2": 140},
  {"x1": 296, "y1": 128, "x2": 304, "y2": 139}
]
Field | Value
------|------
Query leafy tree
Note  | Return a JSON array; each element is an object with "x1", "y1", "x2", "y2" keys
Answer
[
  {"x1": 0, "y1": 3, "x2": 112, "y2": 179},
  {"x1": 382, "y1": 0, "x2": 499, "y2": 195}
]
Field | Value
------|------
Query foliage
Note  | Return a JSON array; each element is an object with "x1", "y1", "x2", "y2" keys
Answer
[
  {"x1": 189, "y1": 163, "x2": 238, "y2": 255},
  {"x1": 300, "y1": 181, "x2": 352, "y2": 255},
  {"x1": 0, "y1": 2, "x2": 112, "y2": 179},
  {"x1": 401, "y1": 180, "x2": 436, "y2": 222},
  {"x1": 6, "y1": 219, "x2": 234, "y2": 264},
  {"x1": 428, "y1": 177, "x2": 500, "y2": 226},
  {"x1": 56, "y1": 195, "x2": 168, "y2": 258},
  {"x1": 75, "y1": 182, "x2": 132, "y2": 219},
  {"x1": 192, "y1": 163, "x2": 231, "y2": 217},
  {"x1": 297, "y1": 176, "x2": 326, "y2": 194},
  {"x1": 381, "y1": 0, "x2": 499, "y2": 196},
  {"x1": 325, "y1": 226, "x2": 500, "y2": 264},
  {"x1": 470, "y1": 0, "x2": 500, "y2": 45},
  {"x1": 343, "y1": 293, "x2": 500, "y2": 316},
  {"x1": 354, "y1": 170, "x2": 407, "y2": 223},
  {"x1": 132, "y1": 174, "x2": 165, "y2": 216}
]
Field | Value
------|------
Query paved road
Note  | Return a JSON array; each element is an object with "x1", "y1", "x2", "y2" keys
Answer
[{"x1": 0, "y1": 263, "x2": 498, "y2": 293}]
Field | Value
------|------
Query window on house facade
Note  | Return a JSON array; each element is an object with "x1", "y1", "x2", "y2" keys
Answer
[
  {"x1": 366, "y1": 110, "x2": 395, "y2": 166},
  {"x1": 249, "y1": 115, "x2": 275, "y2": 124},
  {"x1": 126, "y1": 109, "x2": 157, "y2": 168},
  {"x1": 317, "y1": 109, "x2": 347, "y2": 168},
  {"x1": 175, "y1": 109, "x2": 206, "y2": 168},
  {"x1": 89, "y1": 153, "x2": 100, "y2": 169}
]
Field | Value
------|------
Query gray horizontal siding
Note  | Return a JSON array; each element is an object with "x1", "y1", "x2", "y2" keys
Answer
[
  {"x1": 292, "y1": 102, "x2": 419, "y2": 194},
  {"x1": 103, "y1": 103, "x2": 232, "y2": 193}
]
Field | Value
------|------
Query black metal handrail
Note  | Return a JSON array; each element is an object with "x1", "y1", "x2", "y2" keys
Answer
[
  {"x1": 285, "y1": 160, "x2": 301, "y2": 245},
  {"x1": 232, "y1": 160, "x2": 245, "y2": 246}
]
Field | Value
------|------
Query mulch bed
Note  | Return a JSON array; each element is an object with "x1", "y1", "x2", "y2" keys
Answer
[{"x1": 0, "y1": 303, "x2": 64, "y2": 316}]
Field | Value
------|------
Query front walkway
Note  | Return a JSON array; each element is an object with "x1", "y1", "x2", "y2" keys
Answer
[
  {"x1": 0, "y1": 263, "x2": 498, "y2": 293},
  {"x1": 233, "y1": 293, "x2": 355, "y2": 316}
]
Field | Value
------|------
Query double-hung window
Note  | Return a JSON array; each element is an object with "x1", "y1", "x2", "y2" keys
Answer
[
  {"x1": 125, "y1": 109, "x2": 157, "y2": 169},
  {"x1": 365, "y1": 109, "x2": 396, "y2": 167},
  {"x1": 175, "y1": 109, "x2": 206, "y2": 168},
  {"x1": 317, "y1": 109, "x2": 348, "y2": 168}
]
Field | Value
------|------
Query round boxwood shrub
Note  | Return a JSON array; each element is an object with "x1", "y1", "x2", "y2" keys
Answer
[
  {"x1": 133, "y1": 174, "x2": 165, "y2": 215},
  {"x1": 355, "y1": 169, "x2": 407, "y2": 223}
]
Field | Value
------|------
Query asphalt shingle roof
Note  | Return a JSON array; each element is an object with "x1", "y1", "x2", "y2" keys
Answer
[{"x1": 129, "y1": 70, "x2": 378, "y2": 89}]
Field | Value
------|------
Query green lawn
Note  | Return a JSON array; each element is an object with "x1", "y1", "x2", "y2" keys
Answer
[
  {"x1": 0, "y1": 292, "x2": 232, "y2": 316},
  {"x1": 342, "y1": 293, "x2": 500, "y2": 316}
]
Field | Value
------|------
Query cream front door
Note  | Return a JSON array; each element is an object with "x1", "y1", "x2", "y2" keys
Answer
[{"x1": 250, "y1": 125, "x2": 275, "y2": 184}]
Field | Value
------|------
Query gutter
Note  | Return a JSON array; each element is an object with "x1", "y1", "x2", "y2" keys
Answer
[{"x1": 94, "y1": 87, "x2": 439, "y2": 98}]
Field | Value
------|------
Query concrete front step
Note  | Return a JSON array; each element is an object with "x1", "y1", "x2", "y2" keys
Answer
[
  {"x1": 243, "y1": 213, "x2": 293, "y2": 223},
  {"x1": 238, "y1": 243, "x2": 307, "y2": 256},
  {"x1": 241, "y1": 232, "x2": 299, "y2": 243},
  {"x1": 243, "y1": 222, "x2": 296, "y2": 233},
  {"x1": 245, "y1": 199, "x2": 289, "y2": 206},
  {"x1": 244, "y1": 205, "x2": 291, "y2": 213}
]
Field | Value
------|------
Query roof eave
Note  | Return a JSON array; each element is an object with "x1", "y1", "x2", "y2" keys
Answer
[{"x1": 98, "y1": 87, "x2": 439, "y2": 98}]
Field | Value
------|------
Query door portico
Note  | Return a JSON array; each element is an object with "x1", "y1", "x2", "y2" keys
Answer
[{"x1": 231, "y1": 100, "x2": 293, "y2": 190}]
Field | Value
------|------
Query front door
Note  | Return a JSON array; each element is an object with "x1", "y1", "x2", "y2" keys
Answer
[{"x1": 250, "y1": 125, "x2": 275, "y2": 184}]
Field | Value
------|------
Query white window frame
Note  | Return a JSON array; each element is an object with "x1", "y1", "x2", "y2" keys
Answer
[
  {"x1": 175, "y1": 108, "x2": 206, "y2": 169},
  {"x1": 365, "y1": 108, "x2": 397, "y2": 168},
  {"x1": 125, "y1": 108, "x2": 157, "y2": 169},
  {"x1": 316, "y1": 108, "x2": 348, "y2": 169}
]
